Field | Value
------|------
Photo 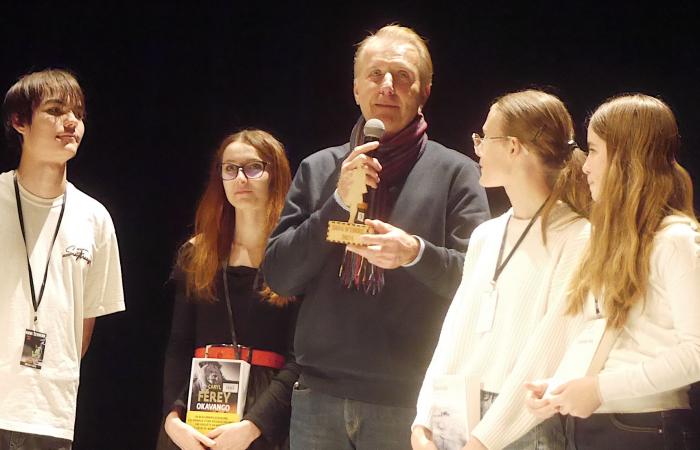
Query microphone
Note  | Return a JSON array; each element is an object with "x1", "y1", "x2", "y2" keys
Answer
[
  {"x1": 363, "y1": 118, "x2": 385, "y2": 143},
  {"x1": 360, "y1": 119, "x2": 385, "y2": 222}
]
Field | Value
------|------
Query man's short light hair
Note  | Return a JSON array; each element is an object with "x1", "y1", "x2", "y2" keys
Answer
[{"x1": 354, "y1": 24, "x2": 433, "y2": 90}]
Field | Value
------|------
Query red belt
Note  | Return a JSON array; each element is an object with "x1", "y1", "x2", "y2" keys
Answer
[{"x1": 194, "y1": 345, "x2": 285, "y2": 370}]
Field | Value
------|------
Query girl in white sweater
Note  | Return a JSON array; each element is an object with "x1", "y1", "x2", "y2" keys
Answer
[
  {"x1": 411, "y1": 90, "x2": 591, "y2": 450},
  {"x1": 526, "y1": 94, "x2": 700, "y2": 449}
]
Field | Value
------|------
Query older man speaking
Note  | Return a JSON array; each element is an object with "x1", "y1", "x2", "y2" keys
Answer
[{"x1": 263, "y1": 24, "x2": 490, "y2": 450}]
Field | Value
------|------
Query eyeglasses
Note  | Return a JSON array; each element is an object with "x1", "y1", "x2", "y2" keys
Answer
[
  {"x1": 472, "y1": 133, "x2": 514, "y2": 156},
  {"x1": 471, "y1": 133, "x2": 514, "y2": 149},
  {"x1": 219, "y1": 160, "x2": 269, "y2": 180}
]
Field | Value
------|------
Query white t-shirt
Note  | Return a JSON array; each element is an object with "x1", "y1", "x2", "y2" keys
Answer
[{"x1": 0, "y1": 170, "x2": 125, "y2": 440}]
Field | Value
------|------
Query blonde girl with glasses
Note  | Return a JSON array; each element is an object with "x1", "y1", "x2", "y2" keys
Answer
[{"x1": 411, "y1": 89, "x2": 591, "y2": 450}]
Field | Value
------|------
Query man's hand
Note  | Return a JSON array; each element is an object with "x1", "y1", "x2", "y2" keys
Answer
[
  {"x1": 411, "y1": 426, "x2": 438, "y2": 450},
  {"x1": 207, "y1": 420, "x2": 261, "y2": 450},
  {"x1": 337, "y1": 141, "x2": 381, "y2": 206},
  {"x1": 163, "y1": 410, "x2": 216, "y2": 450},
  {"x1": 548, "y1": 376, "x2": 602, "y2": 418},
  {"x1": 347, "y1": 219, "x2": 420, "y2": 269},
  {"x1": 524, "y1": 381, "x2": 558, "y2": 419},
  {"x1": 81, "y1": 318, "x2": 95, "y2": 358}
]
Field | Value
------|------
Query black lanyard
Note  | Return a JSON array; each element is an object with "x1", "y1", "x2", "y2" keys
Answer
[
  {"x1": 492, "y1": 201, "x2": 546, "y2": 285},
  {"x1": 14, "y1": 173, "x2": 67, "y2": 324},
  {"x1": 222, "y1": 264, "x2": 238, "y2": 347}
]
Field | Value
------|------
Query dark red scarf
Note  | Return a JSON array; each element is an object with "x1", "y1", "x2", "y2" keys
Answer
[{"x1": 340, "y1": 113, "x2": 428, "y2": 294}]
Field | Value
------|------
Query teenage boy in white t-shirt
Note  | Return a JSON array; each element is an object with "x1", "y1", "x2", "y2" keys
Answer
[{"x1": 0, "y1": 69, "x2": 125, "y2": 450}]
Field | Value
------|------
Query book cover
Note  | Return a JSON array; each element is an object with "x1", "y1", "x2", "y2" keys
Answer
[
  {"x1": 429, "y1": 374, "x2": 481, "y2": 450},
  {"x1": 185, "y1": 358, "x2": 251, "y2": 434},
  {"x1": 545, "y1": 317, "x2": 608, "y2": 395}
]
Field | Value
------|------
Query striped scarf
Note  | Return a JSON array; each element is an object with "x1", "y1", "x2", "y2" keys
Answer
[{"x1": 339, "y1": 113, "x2": 428, "y2": 294}]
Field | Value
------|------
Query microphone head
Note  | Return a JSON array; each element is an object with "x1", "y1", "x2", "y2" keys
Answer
[{"x1": 363, "y1": 119, "x2": 385, "y2": 141}]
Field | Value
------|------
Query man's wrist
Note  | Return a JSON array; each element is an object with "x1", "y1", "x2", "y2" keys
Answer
[
  {"x1": 402, "y1": 235, "x2": 425, "y2": 267},
  {"x1": 333, "y1": 189, "x2": 350, "y2": 212}
]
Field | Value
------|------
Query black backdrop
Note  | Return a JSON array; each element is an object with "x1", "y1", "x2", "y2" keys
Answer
[{"x1": 1, "y1": 3, "x2": 698, "y2": 449}]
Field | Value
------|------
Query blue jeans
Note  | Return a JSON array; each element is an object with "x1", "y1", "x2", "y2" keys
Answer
[
  {"x1": 565, "y1": 410, "x2": 699, "y2": 450},
  {"x1": 290, "y1": 382, "x2": 415, "y2": 450},
  {"x1": 481, "y1": 391, "x2": 565, "y2": 450},
  {"x1": 0, "y1": 430, "x2": 71, "y2": 450}
]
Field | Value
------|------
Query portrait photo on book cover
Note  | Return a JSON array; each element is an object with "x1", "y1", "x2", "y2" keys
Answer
[
  {"x1": 189, "y1": 360, "x2": 240, "y2": 413},
  {"x1": 430, "y1": 405, "x2": 468, "y2": 450}
]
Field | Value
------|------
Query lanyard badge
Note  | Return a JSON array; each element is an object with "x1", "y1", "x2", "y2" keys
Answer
[{"x1": 20, "y1": 329, "x2": 47, "y2": 369}]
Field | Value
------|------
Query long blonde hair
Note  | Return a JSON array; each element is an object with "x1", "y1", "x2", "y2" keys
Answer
[
  {"x1": 567, "y1": 94, "x2": 696, "y2": 327},
  {"x1": 494, "y1": 90, "x2": 591, "y2": 241}
]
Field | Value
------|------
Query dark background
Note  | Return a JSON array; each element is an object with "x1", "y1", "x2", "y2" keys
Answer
[{"x1": 1, "y1": 2, "x2": 698, "y2": 449}]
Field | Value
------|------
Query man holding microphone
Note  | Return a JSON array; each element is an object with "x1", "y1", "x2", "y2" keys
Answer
[{"x1": 263, "y1": 24, "x2": 489, "y2": 449}]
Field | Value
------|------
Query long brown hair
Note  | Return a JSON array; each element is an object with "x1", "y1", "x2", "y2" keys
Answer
[
  {"x1": 494, "y1": 90, "x2": 591, "y2": 240},
  {"x1": 567, "y1": 94, "x2": 696, "y2": 327},
  {"x1": 180, "y1": 129, "x2": 292, "y2": 306}
]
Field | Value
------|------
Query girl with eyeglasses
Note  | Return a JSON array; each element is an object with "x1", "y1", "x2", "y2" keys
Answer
[
  {"x1": 525, "y1": 94, "x2": 700, "y2": 449},
  {"x1": 157, "y1": 129, "x2": 299, "y2": 450},
  {"x1": 411, "y1": 89, "x2": 592, "y2": 450}
]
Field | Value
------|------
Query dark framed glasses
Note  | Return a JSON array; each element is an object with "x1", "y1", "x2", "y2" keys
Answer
[{"x1": 219, "y1": 160, "x2": 269, "y2": 180}]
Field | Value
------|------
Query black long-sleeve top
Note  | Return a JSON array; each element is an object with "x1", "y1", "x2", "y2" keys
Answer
[{"x1": 162, "y1": 261, "x2": 299, "y2": 444}]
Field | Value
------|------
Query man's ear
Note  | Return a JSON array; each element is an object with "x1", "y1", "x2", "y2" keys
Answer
[
  {"x1": 353, "y1": 79, "x2": 360, "y2": 105},
  {"x1": 422, "y1": 82, "x2": 432, "y2": 104},
  {"x1": 11, "y1": 114, "x2": 28, "y2": 136}
]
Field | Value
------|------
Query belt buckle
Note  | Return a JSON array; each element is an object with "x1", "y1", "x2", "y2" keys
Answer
[{"x1": 234, "y1": 344, "x2": 254, "y2": 363}]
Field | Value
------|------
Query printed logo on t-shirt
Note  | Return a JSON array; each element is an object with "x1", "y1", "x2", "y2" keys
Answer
[{"x1": 62, "y1": 245, "x2": 92, "y2": 265}]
